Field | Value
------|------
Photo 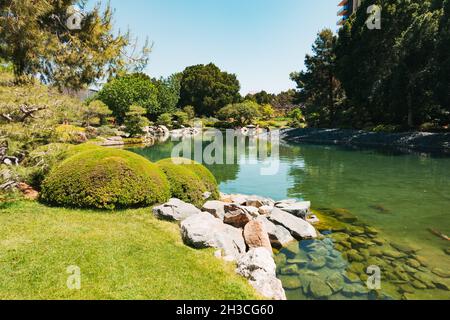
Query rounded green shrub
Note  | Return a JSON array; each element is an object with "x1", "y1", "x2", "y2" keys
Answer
[
  {"x1": 62, "y1": 143, "x2": 104, "y2": 159},
  {"x1": 157, "y1": 158, "x2": 218, "y2": 207},
  {"x1": 167, "y1": 158, "x2": 219, "y2": 200},
  {"x1": 41, "y1": 148, "x2": 170, "y2": 209}
]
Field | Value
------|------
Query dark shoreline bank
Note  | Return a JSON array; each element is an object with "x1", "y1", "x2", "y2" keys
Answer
[{"x1": 281, "y1": 128, "x2": 450, "y2": 155}]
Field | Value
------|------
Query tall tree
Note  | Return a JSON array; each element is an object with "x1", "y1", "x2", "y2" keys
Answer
[
  {"x1": 152, "y1": 73, "x2": 181, "y2": 116},
  {"x1": 97, "y1": 73, "x2": 158, "y2": 123},
  {"x1": 290, "y1": 29, "x2": 343, "y2": 127},
  {"x1": 0, "y1": 0, "x2": 150, "y2": 90},
  {"x1": 178, "y1": 63, "x2": 241, "y2": 116}
]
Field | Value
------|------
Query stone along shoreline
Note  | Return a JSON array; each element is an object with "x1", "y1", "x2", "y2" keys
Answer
[{"x1": 152, "y1": 193, "x2": 320, "y2": 300}]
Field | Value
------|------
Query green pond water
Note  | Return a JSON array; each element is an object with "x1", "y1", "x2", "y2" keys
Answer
[{"x1": 129, "y1": 135, "x2": 450, "y2": 300}]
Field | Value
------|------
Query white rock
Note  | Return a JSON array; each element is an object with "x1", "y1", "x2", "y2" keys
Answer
[
  {"x1": 256, "y1": 216, "x2": 295, "y2": 249},
  {"x1": 236, "y1": 248, "x2": 286, "y2": 300},
  {"x1": 152, "y1": 198, "x2": 201, "y2": 221},
  {"x1": 240, "y1": 206, "x2": 260, "y2": 217},
  {"x1": 258, "y1": 205, "x2": 273, "y2": 215},
  {"x1": 181, "y1": 213, "x2": 246, "y2": 261},
  {"x1": 202, "y1": 200, "x2": 226, "y2": 220},
  {"x1": 275, "y1": 201, "x2": 311, "y2": 219},
  {"x1": 268, "y1": 208, "x2": 317, "y2": 240}
]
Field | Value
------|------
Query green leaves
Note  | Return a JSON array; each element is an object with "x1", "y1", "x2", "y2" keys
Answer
[
  {"x1": 97, "y1": 73, "x2": 158, "y2": 123},
  {"x1": 178, "y1": 63, "x2": 241, "y2": 117}
]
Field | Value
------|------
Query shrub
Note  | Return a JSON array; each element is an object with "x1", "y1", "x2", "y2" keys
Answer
[
  {"x1": 157, "y1": 113, "x2": 173, "y2": 128},
  {"x1": 96, "y1": 125, "x2": 118, "y2": 137},
  {"x1": 372, "y1": 124, "x2": 402, "y2": 133},
  {"x1": 124, "y1": 104, "x2": 150, "y2": 137},
  {"x1": 53, "y1": 125, "x2": 87, "y2": 144},
  {"x1": 157, "y1": 158, "x2": 218, "y2": 207},
  {"x1": 41, "y1": 148, "x2": 170, "y2": 209},
  {"x1": 419, "y1": 122, "x2": 442, "y2": 132},
  {"x1": 22, "y1": 143, "x2": 71, "y2": 189},
  {"x1": 62, "y1": 143, "x2": 104, "y2": 159},
  {"x1": 169, "y1": 158, "x2": 219, "y2": 200}
]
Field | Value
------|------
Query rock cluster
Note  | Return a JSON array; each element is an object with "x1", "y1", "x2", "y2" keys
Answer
[{"x1": 152, "y1": 193, "x2": 319, "y2": 300}]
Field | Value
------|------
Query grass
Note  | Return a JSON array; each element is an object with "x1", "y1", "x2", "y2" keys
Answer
[{"x1": 0, "y1": 201, "x2": 259, "y2": 300}]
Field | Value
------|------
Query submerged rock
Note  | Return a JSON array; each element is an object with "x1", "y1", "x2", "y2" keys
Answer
[
  {"x1": 152, "y1": 198, "x2": 201, "y2": 221},
  {"x1": 326, "y1": 273, "x2": 345, "y2": 293},
  {"x1": 268, "y1": 208, "x2": 317, "y2": 240},
  {"x1": 278, "y1": 275, "x2": 302, "y2": 290},
  {"x1": 432, "y1": 268, "x2": 450, "y2": 279},
  {"x1": 309, "y1": 278, "x2": 333, "y2": 299},
  {"x1": 181, "y1": 213, "x2": 246, "y2": 261}
]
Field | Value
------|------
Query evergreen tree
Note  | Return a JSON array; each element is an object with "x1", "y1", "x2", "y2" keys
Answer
[
  {"x1": 290, "y1": 29, "x2": 343, "y2": 127},
  {"x1": 0, "y1": 0, "x2": 150, "y2": 90}
]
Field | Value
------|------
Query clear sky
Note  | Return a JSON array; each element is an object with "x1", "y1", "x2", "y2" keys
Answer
[{"x1": 92, "y1": 0, "x2": 338, "y2": 94}]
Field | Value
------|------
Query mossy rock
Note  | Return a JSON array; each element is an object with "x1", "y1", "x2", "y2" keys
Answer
[
  {"x1": 280, "y1": 264, "x2": 299, "y2": 275},
  {"x1": 41, "y1": 148, "x2": 170, "y2": 209},
  {"x1": 309, "y1": 278, "x2": 333, "y2": 299},
  {"x1": 279, "y1": 275, "x2": 302, "y2": 290}
]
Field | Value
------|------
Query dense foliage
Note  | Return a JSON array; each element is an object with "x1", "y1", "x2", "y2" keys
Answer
[
  {"x1": 178, "y1": 63, "x2": 241, "y2": 116},
  {"x1": 97, "y1": 73, "x2": 158, "y2": 123},
  {"x1": 41, "y1": 148, "x2": 170, "y2": 209},
  {"x1": 0, "y1": 1, "x2": 149, "y2": 90},
  {"x1": 217, "y1": 101, "x2": 262, "y2": 126},
  {"x1": 157, "y1": 158, "x2": 218, "y2": 207},
  {"x1": 292, "y1": 0, "x2": 450, "y2": 130}
]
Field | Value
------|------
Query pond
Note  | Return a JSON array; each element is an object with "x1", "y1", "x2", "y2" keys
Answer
[{"x1": 128, "y1": 134, "x2": 450, "y2": 300}]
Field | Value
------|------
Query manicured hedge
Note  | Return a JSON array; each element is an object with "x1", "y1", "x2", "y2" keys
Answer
[
  {"x1": 41, "y1": 148, "x2": 170, "y2": 209},
  {"x1": 168, "y1": 158, "x2": 219, "y2": 200},
  {"x1": 157, "y1": 158, "x2": 218, "y2": 207}
]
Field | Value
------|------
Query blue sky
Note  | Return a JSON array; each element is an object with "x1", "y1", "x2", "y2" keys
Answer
[{"x1": 90, "y1": 0, "x2": 338, "y2": 94}]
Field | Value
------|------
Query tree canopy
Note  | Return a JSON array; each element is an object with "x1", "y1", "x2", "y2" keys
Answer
[
  {"x1": 0, "y1": 0, "x2": 150, "y2": 90},
  {"x1": 178, "y1": 63, "x2": 241, "y2": 116},
  {"x1": 96, "y1": 73, "x2": 158, "y2": 123}
]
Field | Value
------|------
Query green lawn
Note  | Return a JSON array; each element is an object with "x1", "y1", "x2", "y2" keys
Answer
[{"x1": 0, "y1": 201, "x2": 259, "y2": 300}]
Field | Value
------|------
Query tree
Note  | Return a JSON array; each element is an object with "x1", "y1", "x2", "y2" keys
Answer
[
  {"x1": 124, "y1": 105, "x2": 150, "y2": 137},
  {"x1": 156, "y1": 113, "x2": 173, "y2": 128},
  {"x1": 178, "y1": 63, "x2": 241, "y2": 116},
  {"x1": 259, "y1": 104, "x2": 275, "y2": 120},
  {"x1": 152, "y1": 73, "x2": 181, "y2": 116},
  {"x1": 217, "y1": 101, "x2": 261, "y2": 126},
  {"x1": 82, "y1": 100, "x2": 112, "y2": 127},
  {"x1": 0, "y1": 1, "x2": 150, "y2": 90},
  {"x1": 245, "y1": 91, "x2": 275, "y2": 105},
  {"x1": 183, "y1": 105, "x2": 196, "y2": 120},
  {"x1": 97, "y1": 73, "x2": 158, "y2": 123},
  {"x1": 291, "y1": 29, "x2": 343, "y2": 127}
]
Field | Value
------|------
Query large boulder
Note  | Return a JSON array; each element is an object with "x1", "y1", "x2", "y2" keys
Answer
[
  {"x1": 181, "y1": 213, "x2": 246, "y2": 261},
  {"x1": 224, "y1": 204, "x2": 253, "y2": 228},
  {"x1": 244, "y1": 220, "x2": 272, "y2": 253},
  {"x1": 275, "y1": 201, "x2": 311, "y2": 219},
  {"x1": 153, "y1": 198, "x2": 201, "y2": 221},
  {"x1": 256, "y1": 216, "x2": 295, "y2": 249},
  {"x1": 268, "y1": 208, "x2": 317, "y2": 240},
  {"x1": 236, "y1": 248, "x2": 286, "y2": 300},
  {"x1": 202, "y1": 200, "x2": 226, "y2": 220}
]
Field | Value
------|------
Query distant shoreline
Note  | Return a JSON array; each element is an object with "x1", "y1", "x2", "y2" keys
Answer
[{"x1": 281, "y1": 128, "x2": 450, "y2": 155}]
